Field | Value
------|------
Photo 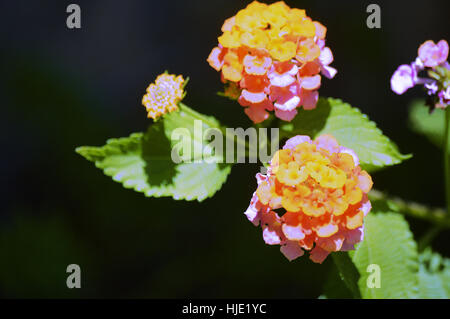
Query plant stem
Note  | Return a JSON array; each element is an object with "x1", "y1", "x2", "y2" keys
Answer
[
  {"x1": 444, "y1": 107, "x2": 450, "y2": 217},
  {"x1": 417, "y1": 225, "x2": 443, "y2": 252},
  {"x1": 368, "y1": 190, "x2": 450, "y2": 228}
]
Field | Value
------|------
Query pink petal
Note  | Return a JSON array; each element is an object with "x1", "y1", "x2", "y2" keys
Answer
[
  {"x1": 437, "y1": 40, "x2": 449, "y2": 63},
  {"x1": 207, "y1": 47, "x2": 224, "y2": 71},
  {"x1": 301, "y1": 75, "x2": 321, "y2": 90},
  {"x1": 263, "y1": 226, "x2": 282, "y2": 245},
  {"x1": 255, "y1": 173, "x2": 268, "y2": 184},
  {"x1": 341, "y1": 242, "x2": 355, "y2": 251},
  {"x1": 317, "y1": 233, "x2": 345, "y2": 252},
  {"x1": 244, "y1": 55, "x2": 272, "y2": 75},
  {"x1": 418, "y1": 40, "x2": 449, "y2": 67},
  {"x1": 241, "y1": 90, "x2": 267, "y2": 103},
  {"x1": 321, "y1": 65, "x2": 337, "y2": 79},
  {"x1": 316, "y1": 223, "x2": 339, "y2": 238},
  {"x1": 274, "y1": 95, "x2": 300, "y2": 111},
  {"x1": 314, "y1": 134, "x2": 340, "y2": 153},
  {"x1": 274, "y1": 108, "x2": 298, "y2": 121},
  {"x1": 268, "y1": 65, "x2": 299, "y2": 87},
  {"x1": 270, "y1": 82, "x2": 300, "y2": 103},
  {"x1": 309, "y1": 246, "x2": 330, "y2": 264},
  {"x1": 282, "y1": 224, "x2": 306, "y2": 240},
  {"x1": 390, "y1": 64, "x2": 415, "y2": 95},
  {"x1": 283, "y1": 135, "x2": 312, "y2": 150},
  {"x1": 319, "y1": 47, "x2": 333, "y2": 66},
  {"x1": 244, "y1": 104, "x2": 270, "y2": 124},
  {"x1": 345, "y1": 226, "x2": 364, "y2": 245},
  {"x1": 300, "y1": 89, "x2": 319, "y2": 110},
  {"x1": 280, "y1": 241, "x2": 304, "y2": 261},
  {"x1": 339, "y1": 146, "x2": 360, "y2": 166},
  {"x1": 360, "y1": 196, "x2": 371, "y2": 216},
  {"x1": 244, "y1": 192, "x2": 262, "y2": 226}
]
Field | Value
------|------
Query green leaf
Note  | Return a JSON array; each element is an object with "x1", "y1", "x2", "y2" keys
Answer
[
  {"x1": 331, "y1": 252, "x2": 361, "y2": 298},
  {"x1": 319, "y1": 264, "x2": 361, "y2": 299},
  {"x1": 281, "y1": 97, "x2": 411, "y2": 172},
  {"x1": 76, "y1": 104, "x2": 232, "y2": 201},
  {"x1": 321, "y1": 265, "x2": 354, "y2": 299},
  {"x1": 350, "y1": 212, "x2": 419, "y2": 298},
  {"x1": 409, "y1": 99, "x2": 445, "y2": 148},
  {"x1": 417, "y1": 248, "x2": 450, "y2": 298}
]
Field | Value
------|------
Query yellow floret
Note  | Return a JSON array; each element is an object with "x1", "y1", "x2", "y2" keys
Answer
[
  {"x1": 218, "y1": 29, "x2": 242, "y2": 48},
  {"x1": 240, "y1": 29, "x2": 269, "y2": 49},
  {"x1": 142, "y1": 73, "x2": 185, "y2": 120},
  {"x1": 269, "y1": 40, "x2": 297, "y2": 62}
]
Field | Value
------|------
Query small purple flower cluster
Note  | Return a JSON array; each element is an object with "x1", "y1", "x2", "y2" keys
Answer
[{"x1": 391, "y1": 40, "x2": 449, "y2": 109}]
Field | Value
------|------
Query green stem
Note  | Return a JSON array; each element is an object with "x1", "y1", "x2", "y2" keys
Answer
[
  {"x1": 417, "y1": 225, "x2": 443, "y2": 252},
  {"x1": 368, "y1": 190, "x2": 450, "y2": 228},
  {"x1": 444, "y1": 107, "x2": 450, "y2": 216}
]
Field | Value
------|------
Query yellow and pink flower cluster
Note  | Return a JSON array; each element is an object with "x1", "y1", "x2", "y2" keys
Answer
[
  {"x1": 244, "y1": 135, "x2": 372, "y2": 263},
  {"x1": 142, "y1": 73, "x2": 185, "y2": 120},
  {"x1": 207, "y1": 1, "x2": 337, "y2": 123}
]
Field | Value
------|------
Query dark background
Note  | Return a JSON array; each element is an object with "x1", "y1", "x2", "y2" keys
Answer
[{"x1": 1, "y1": 0, "x2": 449, "y2": 298}]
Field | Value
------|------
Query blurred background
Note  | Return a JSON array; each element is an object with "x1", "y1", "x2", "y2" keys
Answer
[{"x1": 1, "y1": 0, "x2": 449, "y2": 298}]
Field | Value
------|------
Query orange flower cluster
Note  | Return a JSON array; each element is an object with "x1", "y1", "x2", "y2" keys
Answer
[
  {"x1": 244, "y1": 135, "x2": 372, "y2": 263},
  {"x1": 207, "y1": 1, "x2": 337, "y2": 123},
  {"x1": 142, "y1": 73, "x2": 185, "y2": 120}
]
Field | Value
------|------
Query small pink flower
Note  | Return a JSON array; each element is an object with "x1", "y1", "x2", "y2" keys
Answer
[
  {"x1": 443, "y1": 87, "x2": 450, "y2": 100},
  {"x1": 274, "y1": 108, "x2": 298, "y2": 122},
  {"x1": 300, "y1": 74, "x2": 321, "y2": 90},
  {"x1": 425, "y1": 81, "x2": 439, "y2": 95},
  {"x1": 300, "y1": 89, "x2": 319, "y2": 110},
  {"x1": 240, "y1": 90, "x2": 267, "y2": 104},
  {"x1": 240, "y1": 98, "x2": 274, "y2": 124},
  {"x1": 318, "y1": 47, "x2": 337, "y2": 79},
  {"x1": 437, "y1": 87, "x2": 450, "y2": 108},
  {"x1": 390, "y1": 64, "x2": 416, "y2": 95},
  {"x1": 267, "y1": 62, "x2": 299, "y2": 87},
  {"x1": 391, "y1": 39, "x2": 449, "y2": 109},
  {"x1": 280, "y1": 241, "x2": 305, "y2": 261},
  {"x1": 270, "y1": 82, "x2": 301, "y2": 111},
  {"x1": 418, "y1": 40, "x2": 449, "y2": 68},
  {"x1": 207, "y1": 45, "x2": 226, "y2": 71}
]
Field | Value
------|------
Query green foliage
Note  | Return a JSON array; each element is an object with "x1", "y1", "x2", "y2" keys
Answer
[
  {"x1": 281, "y1": 97, "x2": 411, "y2": 172},
  {"x1": 320, "y1": 265, "x2": 354, "y2": 299},
  {"x1": 350, "y1": 212, "x2": 419, "y2": 298},
  {"x1": 417, "y1": 249, "x2": 450, "y2": 298},
  {"x1": 330, "y1": 252, "x2": 361, "y2": 298},
  {"x1": 76, "y1": 104, "x2": 231, "y2": 201},
  {"x1": 409, "y1": 99, "x2": 445, "y2": 148}
]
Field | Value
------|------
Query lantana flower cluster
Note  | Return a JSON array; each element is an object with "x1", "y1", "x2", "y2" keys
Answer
[
  {"x1": 244, "y1": 135, "x2": 373, "y2": 263},
  {"x1": 207, "y1": 1, "x2": 337, "y2": 124},
  {"x1": 391, "y1": 39, "x2": 450, "y2": 109},
  {"x1": 142, "y1": 73, "x2": 185, "y2": 120}
]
